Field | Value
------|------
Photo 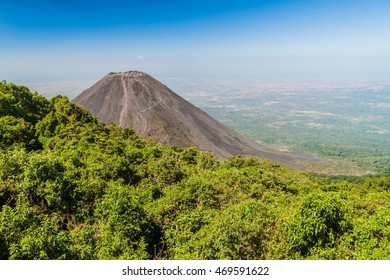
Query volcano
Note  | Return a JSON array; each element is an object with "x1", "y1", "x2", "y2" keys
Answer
[{"x1": 73, "y1": 71, "x2": 325, "y2": 169}]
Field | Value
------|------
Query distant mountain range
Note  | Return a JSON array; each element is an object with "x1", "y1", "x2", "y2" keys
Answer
[{"x1": 73, "y1": 71, "x2": 366, "y2": 174}]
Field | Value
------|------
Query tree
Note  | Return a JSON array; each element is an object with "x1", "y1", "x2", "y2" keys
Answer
[{"x1": 94, "y1": 182, "x2": 156, "y2": 259}]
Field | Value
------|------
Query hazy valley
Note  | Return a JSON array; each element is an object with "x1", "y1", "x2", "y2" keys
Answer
[{"x1": 162, "y1": 79, "x2": 390, "y2": 174}]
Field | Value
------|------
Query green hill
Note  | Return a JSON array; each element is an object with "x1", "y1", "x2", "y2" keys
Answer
[{"x1": 0, "y1": 81, "x2": 389, "y2": 259}]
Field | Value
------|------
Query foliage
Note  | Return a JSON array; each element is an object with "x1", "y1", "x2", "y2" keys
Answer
[
  {"x1": 94, "y1": 182, "x2": 155, "y2": 259},
  {"x1": 0, "y1": 82, "x2": 390, "y2": 259},
  {"x1": 286, "y1": 193, "x2": 351, "y2": 256}
]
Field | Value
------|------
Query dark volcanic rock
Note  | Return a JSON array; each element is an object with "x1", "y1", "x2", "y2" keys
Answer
[{"x1": 73, "y1": 71, "x2": 324, "y2": 169}]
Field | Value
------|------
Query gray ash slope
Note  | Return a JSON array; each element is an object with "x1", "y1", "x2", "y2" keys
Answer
[{"x1": 73, "y1": 71, "x2": 325, "y2": 170}]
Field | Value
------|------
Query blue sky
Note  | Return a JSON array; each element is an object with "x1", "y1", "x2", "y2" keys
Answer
[{"x1": 1, "y1": 0, "x2": 390, "y2": 83}]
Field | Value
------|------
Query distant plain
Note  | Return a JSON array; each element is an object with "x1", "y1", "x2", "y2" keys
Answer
[{"x1": 162, "y1": 79, "x2": 390, "y2": 174}]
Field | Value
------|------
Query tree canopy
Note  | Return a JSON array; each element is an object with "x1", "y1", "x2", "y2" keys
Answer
[{"x1": 0, "y1": 82, "x2": 389, "y2": 259}]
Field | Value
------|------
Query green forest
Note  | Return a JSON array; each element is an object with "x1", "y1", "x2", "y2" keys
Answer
[{"x1": 0, "y1": 81, "x2": 389, "y2": 260}]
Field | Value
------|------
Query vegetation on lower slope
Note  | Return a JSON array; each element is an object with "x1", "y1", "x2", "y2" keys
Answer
[{"x1": 1, "y1": 81, "x2": 389, "y2": 259}]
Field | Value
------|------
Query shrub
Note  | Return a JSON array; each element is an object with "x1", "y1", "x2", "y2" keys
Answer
[{"x1": 287, "y1": 193, "x2": 351, "y2": 256}]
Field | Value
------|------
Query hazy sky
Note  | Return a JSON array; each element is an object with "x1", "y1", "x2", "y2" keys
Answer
[{"x1": 1, "y1": 0, "x2": 390, "y2": 83}]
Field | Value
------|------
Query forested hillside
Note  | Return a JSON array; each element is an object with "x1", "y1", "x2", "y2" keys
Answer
[{"x1": 0, "y1": 81, "x2": 389, "y2": 260}]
